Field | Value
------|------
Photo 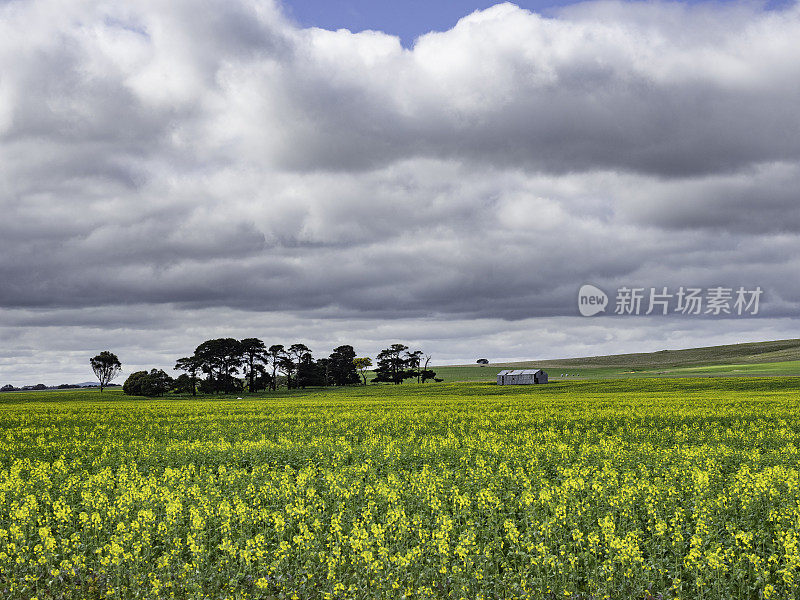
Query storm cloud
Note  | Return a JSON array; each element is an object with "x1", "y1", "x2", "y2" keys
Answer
[{"x1": 1, "y1": 0, "x2": 799, "y2": 384}]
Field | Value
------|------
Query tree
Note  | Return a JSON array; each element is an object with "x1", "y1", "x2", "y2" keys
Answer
[
  {"x1": 420, "y1": 368, "x2": 438, "y2": 382},
  {"x1": 420, "y1": 355, "x2": 437, "y2": 383},
  {"x1": 174, "y1": 355, "x2": 202, "y2": 396},
  {"x1": 266, "y1": 345, "x2": 287, "y2": 390},
  {"x1": 298, "y1": 354, "x2": 329, "y2": 387},
  {"x1": 372, "y1": 344, "x2": 413, "y2": 384},
  {"x1": 172, "y1": 373, "x2": 196, "y2": 395},
  {"x1": 353, "y1": 357, "x2": 372, "y2": 386},
  {"x1": 405, "y1": 349, "x2": 424, "y2": 383},
  {"x1": 287, "y1": 344, "x2": 311, "y2": 389},
  {"x1": 123, "y1": 369, "x2": 173, "y2": 397},
  {"x1": 141, "y1": 369, "x2": 173, "y2": 396},
  {"x1": 123, "y1": 371, "x2": 148, "y2": 396},
  {"x1": 477, "y1": 358, "x2": 489, "y2": 365},
  {"x1": 194, "y1": 338, "x2": 243, "y2": 394},
  {"x1": 240, "y1": 338, "x2": 267, "y2": 393},
  {"x1": 251, "y1": 369, "x2": 273, "y2": 392},
  {"x1": 90, "y1": 351, "x2": 122, "y2": 392},
  {"x1": 277, "y1": 354, "x2": 295, "y2": 390},
  {"x1": 328, "y1": 345, "x2": 360, "y2": 386}
]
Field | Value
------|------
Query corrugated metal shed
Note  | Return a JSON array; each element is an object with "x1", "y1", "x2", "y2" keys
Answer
[{"x1": 497, "y1": 369, "x2": 548, "y2": 385}]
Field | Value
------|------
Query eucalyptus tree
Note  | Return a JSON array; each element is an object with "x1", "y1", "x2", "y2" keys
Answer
[{"x1": 90, "y1": 351, "x2": 121, "y2": 392}]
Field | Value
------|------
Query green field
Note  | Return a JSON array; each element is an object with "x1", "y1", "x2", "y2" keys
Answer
[
  {"x1": 2, "y1": 377, "x2": 800, "y2": 599},
  {"x1": 432, "y1": 338, "x2": 800, "y2": 382}
]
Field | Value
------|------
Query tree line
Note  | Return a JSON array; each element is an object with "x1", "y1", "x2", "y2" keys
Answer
[{"x1": 89, "y1": 341, "x2": 439, "y2": 397}]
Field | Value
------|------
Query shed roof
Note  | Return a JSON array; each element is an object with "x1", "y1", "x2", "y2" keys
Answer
[{"x1": 498, "y1": 369, "x2": 543, "y2": 375}]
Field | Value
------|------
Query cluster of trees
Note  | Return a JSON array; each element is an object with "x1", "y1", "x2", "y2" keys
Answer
[
  {"x1": 1, "y1": 382, "x2": 119, "y2": 392},
  {"x1": 89, "y1": 340, "x2": 440, "y2": 397},
  {"x1": 1, "y1": 383, "x2": 47, "y2": 392},
  {"x1": 371, "y1": 344, "x2": 441, "y2": 384},
  {"x1": 170, "y1": 339, "x2": 366, "y2": 395}
]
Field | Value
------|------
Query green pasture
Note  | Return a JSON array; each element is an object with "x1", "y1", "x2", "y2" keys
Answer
[{"x1": 430, "y1": 338, "x2": 800, "y2": 382}]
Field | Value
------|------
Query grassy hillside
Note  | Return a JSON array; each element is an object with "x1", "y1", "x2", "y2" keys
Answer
[{"x1": 433, "y1": 338, "x2": 800, "y2": 382}]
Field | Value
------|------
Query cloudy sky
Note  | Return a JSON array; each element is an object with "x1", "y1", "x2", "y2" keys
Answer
[{"x1": 1, "y1": 0, "x2": 799, "y2": 385}]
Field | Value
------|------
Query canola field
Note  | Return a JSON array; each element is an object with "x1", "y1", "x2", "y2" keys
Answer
[{"x1": 1, "y1": 378, "x2": 800, "y2": 599}]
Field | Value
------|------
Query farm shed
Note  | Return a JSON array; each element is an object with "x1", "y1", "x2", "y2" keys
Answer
[{"x1": 497, "y1": 369, "x2": 548, "y2": 385}]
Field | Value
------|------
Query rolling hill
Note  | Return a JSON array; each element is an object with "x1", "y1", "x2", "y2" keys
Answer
[{"x1": 433, "y1": 338, "x2": 800, "y2": 382}]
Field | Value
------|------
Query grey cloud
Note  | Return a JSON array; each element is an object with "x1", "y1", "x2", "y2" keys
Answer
[
  {"x1": 1, "y1": 0, "x2": 800, "y2": 383},
  {"x1": 615, "y1": 163, "x2": 800, "y2": 233},
  {"x1": 2, "y1": 159, "x2": 798, "y2": 319}
]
